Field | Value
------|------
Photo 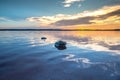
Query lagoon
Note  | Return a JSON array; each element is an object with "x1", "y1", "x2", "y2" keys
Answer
[{"x1": 0, "y1": 31, "x2": 120, "y2": 80}]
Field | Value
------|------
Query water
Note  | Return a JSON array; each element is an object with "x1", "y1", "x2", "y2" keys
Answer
[{"x1": 0, "y1": 31, "x2": 120, "y2": 80}]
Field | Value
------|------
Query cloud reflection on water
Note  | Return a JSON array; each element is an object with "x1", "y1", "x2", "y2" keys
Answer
[
  {"x1": 0, "y1": 31, "x2": 120, "y2": 80},
  {"x1": 30, "y1": 31, "x2": 120, "y2": 53}
]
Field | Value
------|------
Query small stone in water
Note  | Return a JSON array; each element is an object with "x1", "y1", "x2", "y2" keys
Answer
[{"x1": 55, "y1": 40, "x2": 67, "y2": 50}]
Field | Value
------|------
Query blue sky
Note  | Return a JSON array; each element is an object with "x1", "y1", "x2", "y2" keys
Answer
[{"x1": 0, "y1": 0, "x2": 120, "y2": 29}]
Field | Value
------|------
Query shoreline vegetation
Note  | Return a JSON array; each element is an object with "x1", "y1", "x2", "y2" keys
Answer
[{"x1": 0, "y1": 29, "x2": 120, "y2": 31}]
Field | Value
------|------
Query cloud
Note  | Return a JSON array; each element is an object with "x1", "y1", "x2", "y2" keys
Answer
[
  {"x1": 0, "y1": 17, "x2": 12, "y2": 22},
  {"x1": 90, "y1": 9, "x2": 120, "y2": 25},
  {"x1": 27, "y1": 5, "x2": 120, "y2": 27},
  {"x1": 64, "y1": 4, "x2": 71, "y2": 7},
  {"x1": 51, "y1": 17, "x2": 95, "y2": 26},
  {"x1": 98, "y1": 9, "x2": 120, "y2": 19},
  {"x1": 63, "y1": 0, "x2": 84, "y2": 7},
  {"x1": 53, "y1": 9, "x2": 120, "y2": 26},
  {"x1": 0, "y1": 17, "x2": 38, "y2": 28}
]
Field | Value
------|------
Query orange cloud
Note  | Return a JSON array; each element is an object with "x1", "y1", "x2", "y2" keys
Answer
[{"x1": 26, "y1": 5, "x2": 120, "y2": 28}]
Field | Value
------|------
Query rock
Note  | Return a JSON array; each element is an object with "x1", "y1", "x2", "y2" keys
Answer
[
  {"x1": 54, "y1": 40, "x2": 67, "y2": 50},
  {"x1": 41, "y1": 37, "x2": 47, "y2": 40}
]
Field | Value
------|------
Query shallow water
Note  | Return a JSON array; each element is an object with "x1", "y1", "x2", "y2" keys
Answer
[{"x1": 0, "y1": 31, "x2": 120, "y2": 80}]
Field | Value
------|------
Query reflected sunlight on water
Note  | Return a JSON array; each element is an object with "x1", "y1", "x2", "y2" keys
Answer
[{"x1": 0, "y1": 31, "x2": 120, "y2": 80}]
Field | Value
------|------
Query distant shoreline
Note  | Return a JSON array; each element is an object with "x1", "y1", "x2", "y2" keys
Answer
[{"x1": 0, "y1": 29, "x2": 120, "y2": 31}]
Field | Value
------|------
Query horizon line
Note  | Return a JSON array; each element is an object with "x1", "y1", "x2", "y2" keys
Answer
[{"x1": 0, "y1": 29, "x2": 120, "y2": 31}]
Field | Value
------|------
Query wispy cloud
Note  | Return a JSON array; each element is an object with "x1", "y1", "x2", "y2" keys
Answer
[
  {"x1": 27, "y1": 5, "x2": 120, "y2": 27},
  {"x1": 0, "y1": 17, "x2": 38, "y2": 28},
  {"x1": 0, "y1": 17, "x2": 13, "y2": 22},
  {"x1": 63, "y1": 0, "x2": 84, "y2": 7}
]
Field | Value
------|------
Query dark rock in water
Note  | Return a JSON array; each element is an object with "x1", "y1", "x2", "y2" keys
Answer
[
  {"x1": 55, "y1": 40, "x2": 67, "y2": 50},
  {"x1": 41, "y1": 37, "x2": 47, "y2": 40}
]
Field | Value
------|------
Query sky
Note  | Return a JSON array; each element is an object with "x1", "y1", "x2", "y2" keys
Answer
[{"x1": 0, "y1": 0, "x2": 120, "y2": 29}]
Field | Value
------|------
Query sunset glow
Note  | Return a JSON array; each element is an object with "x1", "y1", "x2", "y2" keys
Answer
[{"x1": 0, "y1": 0, "x2": 120, "y2": 29}]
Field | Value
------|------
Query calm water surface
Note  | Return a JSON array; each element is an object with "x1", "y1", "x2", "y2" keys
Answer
[{"x1": 0, "y1": 31, "x2": 120, "y2": 80}]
